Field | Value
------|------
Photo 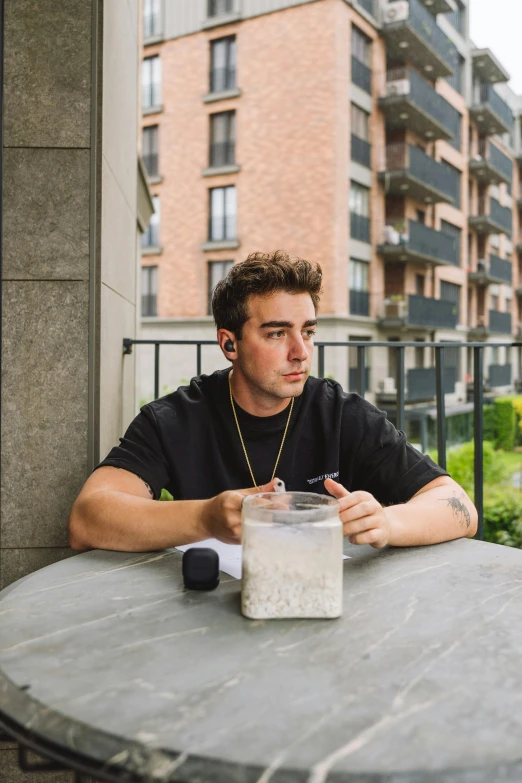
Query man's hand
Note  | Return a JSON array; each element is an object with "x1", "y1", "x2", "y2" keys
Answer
[
  {"x1": 201, "y1": 479, "x2": 279, "y2": 544},
  {"x1": 324, "y1": 478, "x2": 390, "y2": 549}
]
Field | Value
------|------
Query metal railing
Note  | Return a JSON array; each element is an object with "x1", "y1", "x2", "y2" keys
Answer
[
  {"x1": 385, "y1": 67, "x2": 460, "y2": 140},
  {"x1": 488, "y1": 143, "x2": 513, "y2": 182},
  {"x1": 123, "y1": 337, "x2": 522, "y2": 540},
  {"x1": 473, "y1": 84, "x2": 514, "y2": 131},
  {"x1": 490, "y1": 198, "x2": 512, "y2": 235},
  {"x1": 409, "y1": 220, "x2": 460, "y2": 266},
  {"x1": 408, "y1": 293, "x2": 458, "y2": 328},
  {"x1": 210, "y1": 141, "x2": 235, "y2": 167},
  {"x1": 406, "y1": 366, "x2": 457, "y2": 401},
  {"x1": 383, "y1": 143, "x2": 457, "y2": 201},
  {"x1": 351, "y1": 55, "x2": 372, "y2": 93},
  {"x1": 351, "y1": 135, "x2": 371, "y2": 168}
]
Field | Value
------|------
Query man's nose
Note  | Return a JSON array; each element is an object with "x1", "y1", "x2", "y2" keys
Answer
[{"x1": 288, "y1": 334, "x2": 309, "y2": 361}]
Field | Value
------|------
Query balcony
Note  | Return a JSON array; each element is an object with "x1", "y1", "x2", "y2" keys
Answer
[
  {"x1": 379, "y1": 68, "x2": 459, "y2": 142},
  {"x1": 379, "y1": 143, "x2": 457, "y2": 204},
  {"x1": 489, "y1": 364, "x2": 512, "y2": 387},
  {"x1": 378, "y1": 220, "x2": 459, "y2": 267},
  {"x1": 472, "y1": 49, "x2": 510, "y2": 86},
  {"x1": 420, "y1": 0, "x2": 456, "y2": 13},
  {"x1": 381, "y1": 0, "x2": 457, "y2": 80},
  {"x1": 469, "y1": 140, "x2": 513, "y2": 185},
  {"x1": 379, "y1": 294, "x2": 458, "y2": 329},
  {"x1": 348, "y1": 367, "x2": 371, "y2": 393},
  {"x1": 468, "y1": 254, "x2": 513, "y2": 285},
  {"x1": 489, "y1": 309, "x2": 512, "y2": 334},
  {"x1": 469, "y1": 196, "x2": 513, "y2": 236},
  {"x1": 470, "y1": 84, "x2": 514, "y2": 136}
]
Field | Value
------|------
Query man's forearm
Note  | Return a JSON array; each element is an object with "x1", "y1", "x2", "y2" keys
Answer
[
  {"x1": 69, "y1": 492, "x2": 209, "y2": 552},
  {"x1": 384, "y1": 483, "x2": 478, "y2": 547}
]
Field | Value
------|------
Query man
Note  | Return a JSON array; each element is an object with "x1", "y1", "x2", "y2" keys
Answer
[{"x1": 69, "y1": 251, "x2": 477, "y2": 552}]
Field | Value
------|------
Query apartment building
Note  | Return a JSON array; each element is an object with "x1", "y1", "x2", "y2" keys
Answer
[{"x1": 139, "y1": 0, "x2": 522, "y2": 449}]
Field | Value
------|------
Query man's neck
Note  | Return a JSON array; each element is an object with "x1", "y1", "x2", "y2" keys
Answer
[{"x1": 229, "y1": 369, "x2": 292, "y2": 418}]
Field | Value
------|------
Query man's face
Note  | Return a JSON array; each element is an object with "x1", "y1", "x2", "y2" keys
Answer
[{"x1": 234, "y1": 291, "x2": 317, "y2": 400}]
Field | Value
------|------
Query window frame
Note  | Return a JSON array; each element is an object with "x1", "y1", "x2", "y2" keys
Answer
[
  {"x1": 141, "y1": 265, "x2": 158, "y2": 317},
  {"x1": 142, "y1": 55, "x2": 161, "y2": 110},
  {"x1": 209, "y1": 185, "x2": 237, "y2": 241},
  {"x1": 210, "y1": 36, "x2": 236, "y2": 93},
  {"x1": 142, "y1": 125, "x2": 159, "y2": 177},
  {"x1": 209, "y1": 110, "x2": 236, "y2": 167}
]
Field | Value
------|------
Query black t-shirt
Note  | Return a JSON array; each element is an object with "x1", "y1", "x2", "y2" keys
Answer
[{"x1": 97, "y1": 369, "x2": 448, "y2": 504}]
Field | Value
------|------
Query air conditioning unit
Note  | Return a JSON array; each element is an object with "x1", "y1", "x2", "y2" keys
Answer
[
  {"x1": 386, "y1": 78, "x2": 410, "y2": 97},
  {"x1": 383, "y1": 299, "x2": 406, "y2": 319},
  {"x1": 383, "y1": 0, "x2": 409, "y2": 23},
  {"x1": 381, "y1": 377, "x2": 397, "y2": 393}
]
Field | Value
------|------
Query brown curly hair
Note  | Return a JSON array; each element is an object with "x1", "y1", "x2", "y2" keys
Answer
[{"x1": 212, "y1": 250, "x2": 323, "y2": 338}]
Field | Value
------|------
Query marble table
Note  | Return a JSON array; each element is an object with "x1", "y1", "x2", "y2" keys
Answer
[{"x1": 1, "y1": 539, "x2": 522, "y2": 783}]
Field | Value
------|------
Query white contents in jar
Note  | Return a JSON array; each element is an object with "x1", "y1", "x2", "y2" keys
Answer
[{"x1": 241, "y1": 520, "x2": 343, "y2": 620}]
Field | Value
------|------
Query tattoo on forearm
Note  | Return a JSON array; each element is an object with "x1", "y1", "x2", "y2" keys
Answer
[
  {"x1": 439, "y1": 492, "x2": 471, "y2": 528},
  {"x1": 142, "y1": 479, "x2": 154, "y2": 498}
]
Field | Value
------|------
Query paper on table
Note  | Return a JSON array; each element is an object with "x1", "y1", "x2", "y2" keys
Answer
[{"x1": 175, "y1": 539, "x2": 350, "y2": 580}]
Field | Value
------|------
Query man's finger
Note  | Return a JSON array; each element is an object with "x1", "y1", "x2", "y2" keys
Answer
[
  {"x1": 324, "y1": 478, "x2": 351, "y2": 499},
  {"x1": 239, "y1": 478, "x2": 278, "y2": 496}
]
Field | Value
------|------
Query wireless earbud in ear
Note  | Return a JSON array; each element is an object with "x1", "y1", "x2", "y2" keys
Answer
[{"x1": 224, "y1": 339, "x2": 235, "y2": 352}]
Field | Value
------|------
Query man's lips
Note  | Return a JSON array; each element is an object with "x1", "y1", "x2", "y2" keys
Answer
[{"x1": 283, "y1": 370, "x2": 306, "y2": 379}]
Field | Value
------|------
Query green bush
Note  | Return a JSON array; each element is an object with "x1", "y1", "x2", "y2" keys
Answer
[
  {"x1": 441, "y1": 441, "x2": 509, "y2": 495},
  {"x1": 483, "y1": 404, "x2": 496, "y2": 443},
  {"x1": 483, "y1": 489, "x2": 522, "y2": 548},
  {"x1": 482, "y1": 396, "x2": 522, "y2": 451}
]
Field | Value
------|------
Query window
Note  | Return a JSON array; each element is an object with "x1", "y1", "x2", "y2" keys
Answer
[
  {"x1": 440, "y1": 159, "x2": 461, "y2": 208},
  {"x1": 448, "y1": 111, "x2": 462, "y2": 152},
  {"x1": 349, "y1": 181, "x2": 370, "y2": 243},
  {"x1": 142, "y1": 56, "x2": 161, "y2": 110},
  {"x1": 351, "y1": 26, "x2": 371, "y2": 94},
  {"x1": 349, "y1": 259, "x2": 369, "y2": 316},
  {"x1": 440, "y1": 281, "x2": 461, "y2": 321},
  {"x1": 142, "y1": 125, "x2": 159, "y2": 177},
  {"x1": 142, "y1": 195, "x2": 160, "y2": 249},
  {"x1": 143, "y1": 0, "x2": 162, "y2": 39},
  {"x1": 210, "y1": 36, "x2": 236, "y2": 93},
  {"x1": 210, "y1": 111, "x2": 235, "y2": 167},
  {"x1": 209, "y1": 186, "x2": 236, "y2": 241},
  {"x1": 208, "y1": 260, "x2": 234, "y2": 314},
  {"x1": 414, "y1": 338, "x2": 425, "y2": 369},
  {"x1": 440, "y1": 219, "x2": 462, "y2": 265},
  {"x1": 416, "y1": 209, "x2": 425, "y2": 224},
  {"x1": 208, "y1": 0, "x2": 233, "y2": 17},
  {"x1": 141, "y1": 266, "x2": 158, "y2": 317},
  {"x1": 415, "y1": 274, "x2": 425, "y2": 296},
  {"x1": 446, "y1": 0, "x2": 465, "y2": 35},
  {"x1": 351, "y1": 26, "x2": 371, "y2": 66},
  {"x1": 505, "y1": 285, "x2": 513, "y2": 314},
  {"x1": 351, "y1": 104, "x2": 370, "y2": 167}
]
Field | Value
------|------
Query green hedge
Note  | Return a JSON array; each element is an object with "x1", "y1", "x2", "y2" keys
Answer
[
  {"x1": 484, "y1": 489, "x2": 522, "y2": 548},
  {"x1": 482, "y1": 396, "x2": 522, "y2": 451}
]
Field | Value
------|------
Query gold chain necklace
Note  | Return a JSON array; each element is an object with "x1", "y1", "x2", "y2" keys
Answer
[{"x1": 228, "y1": 371, "x2": 294, "y2": 490}]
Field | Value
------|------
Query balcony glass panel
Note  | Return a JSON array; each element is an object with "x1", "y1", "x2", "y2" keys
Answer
[
  {"x1": 406, "y1": 366, "x2": 457, "y2": 401},
  {"x1": 351, "y1": 135, "x2": 371, "y2": 168},
  {"x1": 408, "y1": 220, "x2": 459, "y2": 266},
  {"x1": 350, "y1": 213, "x2": 371, "y2": 243},
  {"x1": 357, "y1": 0, "x2": 375, "y2": 15},
  {"x1": 351, "y1": 56, "x2": 372, "y2": 94},
  {"x1": 489, "y1": 364, "x2": 512, "y2": 386},
  {"x1": 406, "y1": 0, "x2": 458, "y2": 72},
  {"x1": 489, "y1": 254, "x2": 512, "y2": 284},
  {"x1": 489, "y1": 309, "x2": 512, "y2": 333},
  {"x1": 488, "y1": 142, "x2": 513, "y2": 182},
  {"x1": 348, "y1": 367, "x2": 371, "y2": 393},
  {"x1": 490, "y1": 197, "x2": 512, "y2": 234},
  {"x1": 408, "y1": 146, "x2": 456, "y2": 201},
  {"x1": 391, "y1": 68, "x2": 460, "y2": 140},
  {"x1": 473, "y1": 84, "x2": 514, "y2": 132},
  {"x1": 349, "y1": 289, "x2": 370, "y2": 316},
  {"x1": 408, "y1": 294, "x2": 458, "y2": 328}
]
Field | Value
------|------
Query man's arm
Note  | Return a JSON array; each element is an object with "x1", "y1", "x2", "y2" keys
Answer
[
  {"x1": 324, "y1": 476, "x2": 478, "y2": 548},
  {"x1": 68, "y1": 467, "x2": 277, "y2": 552}
]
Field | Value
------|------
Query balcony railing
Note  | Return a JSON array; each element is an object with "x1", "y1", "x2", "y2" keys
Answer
[
  {"x1": 488, "y1": 143, "x2": 513, "y2": 182},
  {"x1": 470, "y1": 196, "x2": 513, "y2": 235},
  {"x1": 350, "y1": 213, "x2": 370, "y2": 243},
  {"x1": 408, "y1": 294, "x2": 458, "y2": 328},
  {"x1": 349, "y1": 289, "x2": 370, "y2": 316},
  {"x1": 382, "y1": 0, "x2": 457, "y2": 79},
  {"x1": 406, "y1": 366, "x2": 457, "y2": 401},
  {"x1": 489, "y1": 254, "x2": 512, "y2": 284},
  {"x1": 210, "y1": 66, "x2": 236, "y2": 93},
  {"x1": 471, "y1": 140, "x2": 513, "y2": 185},
  {"x1": 380, "y1": 143, "x2": 457, "y2": 203},
  {"x1": 348, "y1": 366, "x2": 370, "y2": 393},
  {"x1": 471, "y1": 84, "x2": 514, "y2": 135},
  {"x1": 489, "y1": 310, "x2": 512, "y2": 333},
  {"x1": 124, "y1": 337, "x2": 522, "y2": 540},
  {"x1": 351, "y1": 56, "x2": 372, "y2": 94},
  {"x1": 489, "y1": 364, "x2": 512, "y2": 387},
  {"x1": 351, "y1": 135, "x2": 371, "y2": 168},
  {"x1": 379, "y1": 220, "x2": 459, "y2": 267},
  {"x1": 210, "y1": 141, "x2": 235, "y2": 167},
  {"x1": 380, "y1": 67, "x2": 460, "y2": 142},
  {"x1": 356, "y1": 0, "x2": 375, "y2": 15}
]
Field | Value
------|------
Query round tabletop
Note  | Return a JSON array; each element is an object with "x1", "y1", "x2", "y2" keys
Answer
[{"x1": 1, "y1": 539, "x2": 522, "y2": 783}]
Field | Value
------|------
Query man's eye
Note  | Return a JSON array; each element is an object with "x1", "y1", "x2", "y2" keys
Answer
[
  {"x1": 304, "y1": 330, "x2": 316, "y2": 339},
  {"x1": 267, "y1": 331, "x2": 284, "y2": 339}
]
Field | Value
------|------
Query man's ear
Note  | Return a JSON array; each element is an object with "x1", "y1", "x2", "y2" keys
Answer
[{"x1": 217, "y1": 329, "x2": 237, "y2": 358}]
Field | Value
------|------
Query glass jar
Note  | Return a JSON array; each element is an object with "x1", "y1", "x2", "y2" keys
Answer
[{"x1": 241, "y1": 492, "x2": 342, "y2": 620}]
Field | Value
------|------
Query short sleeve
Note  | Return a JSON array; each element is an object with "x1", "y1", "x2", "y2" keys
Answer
[
  {"x1": 350, "y1": 402, "x2": 449, "y2": 505},
  {"x1": 95, "y1": 405, "x2": 170, "y2": 500}
]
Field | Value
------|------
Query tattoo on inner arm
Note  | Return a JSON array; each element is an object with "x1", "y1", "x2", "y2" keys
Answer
[
  {"x1": 142, "y1": 479, "x2": 154, "y2": 498},
  {"x1": 440, "y1": 492, "x2": 471, "y2": 528}
]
